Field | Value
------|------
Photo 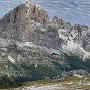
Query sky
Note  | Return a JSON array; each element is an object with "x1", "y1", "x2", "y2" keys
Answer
[{"x1": 0, "y1": 0, "x2": 90, "y2": 27}]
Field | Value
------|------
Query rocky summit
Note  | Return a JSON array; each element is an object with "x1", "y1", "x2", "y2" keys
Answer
[{"x1": 0, "y1": 0, "x2": 90, "y2": 89}]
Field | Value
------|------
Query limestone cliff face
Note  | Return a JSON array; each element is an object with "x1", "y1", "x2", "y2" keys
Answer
[
  {"x1": 51, "y1": 15, "x2": 90, "y2": 58},
  {"x1": 0, "y1": 1, "x2": 50, "y2": 41},
  {"x1": 0, "y1": 1, "x2": 62, "y2": 50}
]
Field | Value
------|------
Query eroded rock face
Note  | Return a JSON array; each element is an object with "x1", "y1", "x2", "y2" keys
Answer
[
  {"x1": 0, "y1": 1, "x2": 50, "y2": 41},
  {"x1": 52, "y1": 16, "x2": 72, "y2": 30},
  {"x1": 0, "y1": 1, "x2": 63, "y2": 50},
  {"x1": 51, "y1": 15, "x2": 90, "y2": 59}
]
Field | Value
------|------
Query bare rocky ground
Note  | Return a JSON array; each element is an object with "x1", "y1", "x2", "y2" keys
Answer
[{"x1": 16, "y1": 84, "x2": 67, "y2": 90}]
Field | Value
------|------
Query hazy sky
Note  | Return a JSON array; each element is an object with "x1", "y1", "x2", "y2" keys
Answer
[{"x1": 0, "y1": 0, "x2": 90, "y2": 27}]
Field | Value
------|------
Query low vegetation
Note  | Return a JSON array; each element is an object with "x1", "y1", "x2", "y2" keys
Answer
[{"x1": 0, "y1": 75, "x2": 90, "y2": 89}]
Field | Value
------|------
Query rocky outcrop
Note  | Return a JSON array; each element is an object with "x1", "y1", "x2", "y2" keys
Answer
[
  {"x1": 0, "y1": 1, "x2": 62, "y2": 50},
  {"x1": 52, "y1": 16, "x2": 72, "y2": 30},
  {"x1": 52, "y1": 15, "x2": 90, "y2": 59},
  {"x1": 0, "y1": 1, "x2": 50, "y2": 41}
]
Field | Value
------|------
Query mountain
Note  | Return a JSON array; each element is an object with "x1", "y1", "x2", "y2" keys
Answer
[{"x1": 0, "y1": 0, "x2": 90, "y2": 88}]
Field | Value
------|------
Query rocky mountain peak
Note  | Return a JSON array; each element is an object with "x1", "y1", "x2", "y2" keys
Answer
[
  {"x1": 0, "y1": 1, "x2": 50, "y2": 41},
  {"x1": 52, "y1": 16, "x2": 72, "y2": 30}
]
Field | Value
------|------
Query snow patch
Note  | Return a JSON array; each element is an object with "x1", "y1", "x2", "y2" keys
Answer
[
  {"x1": 62, "y1": 39, "x2": 90, "y2": 60},
  {"x1": 79, "y1": 47, "x2": 90, "y2": 60},
  {"x1": 8, "y1": 56, "x2": 15, "y2": 64},
  {"x1": 62, "y1": 40, "x2": 81, "y2": 52}
]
